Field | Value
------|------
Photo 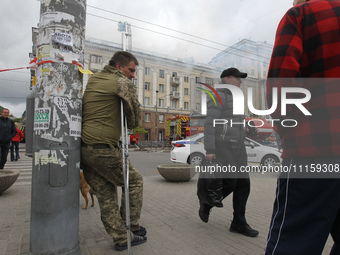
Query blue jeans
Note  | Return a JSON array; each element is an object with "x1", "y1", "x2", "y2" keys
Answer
[{"x1": 10, "y1": 141, "x2": 20, "y2": 161}]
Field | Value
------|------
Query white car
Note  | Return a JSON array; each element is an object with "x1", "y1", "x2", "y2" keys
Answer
[{"x1": 170, "y1": 133, "x2": 282, "y2": 166}]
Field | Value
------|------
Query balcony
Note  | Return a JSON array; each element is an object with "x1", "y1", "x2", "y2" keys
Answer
[
  {"x1": 171, "y1": 77, "x2": 180, "y2": 85},
  {"x1": 171, "y1": 92, "x2": 180, "y2": 99}
]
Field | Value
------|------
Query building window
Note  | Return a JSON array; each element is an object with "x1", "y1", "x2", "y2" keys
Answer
[
  {"x1": 159, "y1": 99, "x2": 164, "y2": 107},
  {"x1": 195, "y1": 77, "x2": 200, "y2": 83},
  {"x1": 184, "y1": 76, "x2": 189, "y2": 83},
  {"x1": 172, "y1": 72, "x2": 177, "y2": 77},
  {"x1": 144, "y1": 97, "x2": 150, "y2": 105},
  {"x1": 145, "y1": 113, "x2": 150, "y2": 122},
  {"x1": 145, "y1": 67, "x2": 150, "y2": 75},
  {"x1": 159, "y1": 84, "x2": 164, "y2": 92},
  {"x1": 145, "y1": 130, "x2": 150, "y2": 141},
  {"x1": 251, "y1": 69, "x2": 255, "y2": 76},
  {"x1": 184, "y1": 102, "x2": 189, "y2": 110},
  {"x1": 263, "y1": 71, "x2": 267, "y2": 77},
  {"x1": 159, "y1": 129, "x2": 164, "y2": 141},
  {"x1": 159, "y1": 69, "x2": 164, "y2": 78},
  {"x1": 184, "y1": 88, "x2": 189, "y2": 96},
  {"x1": 172, "y1": 86, "x2": 177, "y2": 92},
  {"x1": 205, "y1": 78, "x2": 213, "y2": 85},
  {"x1": 159, "y1": 114, "x2": 164, "y2": 123},
  {"x1": 196, "y1": 103, "x2": 200, "y2": 111},
  {"x1": 172, "y1": 100, "x2": 177, "y2": 108},
  {"x1": 91, "y1": 55, "x2": 102, "y2": 63},
  {"x1": 144, "y1": 82, "x2": 150, "y2": 91},
  {"x1": 263, "y1": 62, "x2": 267, "y2": 67},
  {"x1": 196, "y1": 90, "x2": 200, "y2": 98}
]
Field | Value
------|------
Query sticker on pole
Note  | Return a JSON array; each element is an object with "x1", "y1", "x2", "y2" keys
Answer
[
  {"x1": 34, "y1": 108, "x2": 51, "y2": 130},
  {"x1": 70, "y1": 115, "x2": 81, "y2": 137},
  {"x1": 51, "y1": 32, "x2": 73, "y2": 47}
]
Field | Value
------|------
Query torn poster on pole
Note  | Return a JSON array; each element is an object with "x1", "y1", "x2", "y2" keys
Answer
[
  {"x1": 70, "y1": 115, "x2": 81, "y2": 137},
  {"x1": 34, "y1": 108, "x2": 51, "y2": 130},
  {"x1": 51, "y1": 32, "x2": 73, "y2": 47}
]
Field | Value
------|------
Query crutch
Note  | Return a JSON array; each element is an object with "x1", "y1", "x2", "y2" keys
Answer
[{"x1": 121, "y1": 100, "x2": 132, "y2": 254}]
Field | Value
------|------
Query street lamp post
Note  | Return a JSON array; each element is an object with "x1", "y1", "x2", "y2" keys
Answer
[{"x1": 155, "y1": 90, "x2": 159, "y2": 143}]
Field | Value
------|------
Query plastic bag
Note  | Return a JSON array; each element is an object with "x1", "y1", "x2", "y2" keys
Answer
[{"x1": 196, "y1": 160, "x2": 223, "y2": 207}]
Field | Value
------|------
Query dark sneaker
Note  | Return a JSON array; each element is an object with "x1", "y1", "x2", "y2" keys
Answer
[
  {"x1": 198, "y1": 203, "x2": 212, "y2": 223},
  {"x1": 114, "y1": 235, "x2": 147, "y2": 251},
  {"x1": 133, "y1": 226, "x2": 147, "y2": 237},
  {"x1": 229, "y1": 222, "x2": 259, "y2": 237}
]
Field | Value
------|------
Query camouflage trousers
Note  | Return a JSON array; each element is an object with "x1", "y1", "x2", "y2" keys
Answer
[{"x1": 81, "y1": 146, "x2": 143, "y2": 246}]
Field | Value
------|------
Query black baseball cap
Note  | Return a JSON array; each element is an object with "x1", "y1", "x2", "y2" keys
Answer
[{"x1": 220, "y1": 68, "x2": 247, "y2": 78}]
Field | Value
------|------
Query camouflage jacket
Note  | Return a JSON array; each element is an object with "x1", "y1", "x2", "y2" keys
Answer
[{"x1": 82, "y1": 65, "x2": 141, "y2": 145}]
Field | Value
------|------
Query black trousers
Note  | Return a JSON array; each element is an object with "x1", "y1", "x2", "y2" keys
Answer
[
  {"x1": 202, "y1": 145, "x2": 250, "y2": 224},
  {"x1": 0, "y1": 143, "x2": 10, "y2": 169},
  {"x1": 265, "y1": 158, "x2": 340, "y2": 255}
]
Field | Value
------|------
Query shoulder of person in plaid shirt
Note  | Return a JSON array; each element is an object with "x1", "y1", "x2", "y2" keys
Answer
[{"x1": 267, "y1": 0, "x2": 340, "y2": 158}]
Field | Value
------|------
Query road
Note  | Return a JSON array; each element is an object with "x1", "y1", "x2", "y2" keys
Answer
[
  {"x1": 7, "y1": 146, "x2": 278, "y2": 185},
  {"x1": 129, "y1": 149, "x2": 172, "y2": 176},
  {"x1": 7, "y1": 147, "x2": 173, "y2": 185}
]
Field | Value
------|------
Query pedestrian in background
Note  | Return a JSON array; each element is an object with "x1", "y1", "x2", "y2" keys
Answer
[
  {"x1": 200, "y1": 68, "x2": 259, "y2": 237},
  {"x1": 265, "y1": 0, "x2": 340, "y2": 254},
  {"x1": 10, "y1": 122, "x2": 24, "y2": 161},
  {"x1": 0, "y1": 108, "x2": 17, "y2": 169},
  {"x1": 81, "y1": 51, "x2": 146, "y2": 251}
]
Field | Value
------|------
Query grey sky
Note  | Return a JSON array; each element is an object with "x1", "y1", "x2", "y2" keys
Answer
[{"x1": 0, "y1": 0, "x2": 293, "y2": 117}]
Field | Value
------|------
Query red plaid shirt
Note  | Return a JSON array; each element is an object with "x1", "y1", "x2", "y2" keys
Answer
[{"x1": 267, "y1": 0, "x2": 340, "y2": 158}]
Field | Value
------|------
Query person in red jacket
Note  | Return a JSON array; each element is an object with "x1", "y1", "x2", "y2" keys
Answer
[
  {"x1": 10, "y1": 122, "x2": 24, "y2": 161},
  {"x1": 265, "y1": 1, "x2": 340, "y2": 254}
]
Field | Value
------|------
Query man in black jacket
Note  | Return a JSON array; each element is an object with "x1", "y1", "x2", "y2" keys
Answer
[
  {"x1": 0, "y1": 108, "x2": 17, "y2": 169},
  {"x1": 199, "y1": 68, "x2": 259, "y2": 237}
]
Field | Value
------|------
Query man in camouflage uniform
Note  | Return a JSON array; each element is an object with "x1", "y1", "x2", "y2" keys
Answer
[{"x1": 81, "y1": 51, "x2": 146, "y2": 251}]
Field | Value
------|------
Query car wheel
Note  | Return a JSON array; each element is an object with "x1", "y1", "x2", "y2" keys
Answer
[
  {"x1": 188, "y1": 153, "x2": 204, "y2": 166},
  {"x1": 261, "y1": 155, "x2": 279, "y2": 167}
]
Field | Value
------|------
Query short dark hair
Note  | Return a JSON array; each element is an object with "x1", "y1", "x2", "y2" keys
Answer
[{"x1": 109, "y1": 51, "x2": 139, "y2": 67}]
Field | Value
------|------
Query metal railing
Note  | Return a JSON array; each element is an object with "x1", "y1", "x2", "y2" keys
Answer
[{"x1": 138, "y1": 141, "x2": 171, "y2": 149}]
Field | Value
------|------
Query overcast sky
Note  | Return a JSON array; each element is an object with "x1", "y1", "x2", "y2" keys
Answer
[{"x1": 0, "y1": 0, "x2": 293, "y2": 118}]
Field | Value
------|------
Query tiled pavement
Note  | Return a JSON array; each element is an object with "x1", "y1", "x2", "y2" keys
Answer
[{"x1": 0, "y1": 151, "x2": 334, "y2": 255}]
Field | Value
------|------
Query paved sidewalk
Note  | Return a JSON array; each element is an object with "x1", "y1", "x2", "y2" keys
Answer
[{"x1": 0, "y1": 152, "x2": 334, "y2": 254}]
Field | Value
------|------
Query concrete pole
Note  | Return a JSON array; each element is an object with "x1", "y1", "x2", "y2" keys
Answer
[{"x1": 29, "y1": 0, "x2": 86, "y2": 254}]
